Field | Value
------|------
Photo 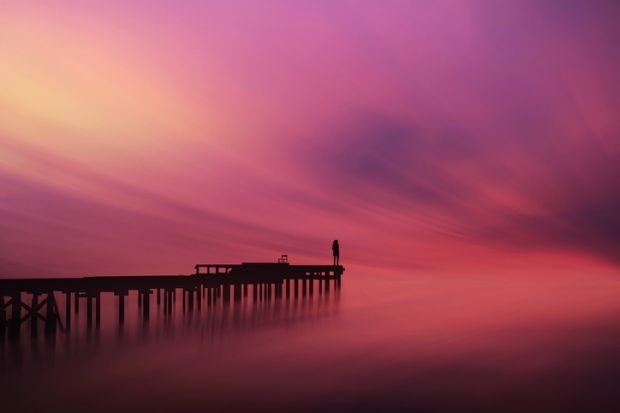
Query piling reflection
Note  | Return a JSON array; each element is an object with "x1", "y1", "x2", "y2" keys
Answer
[{"x1": 0, "y1": 277, "x2": 341, "y2": 368}]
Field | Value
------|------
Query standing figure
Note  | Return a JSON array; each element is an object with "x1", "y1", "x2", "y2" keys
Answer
[{"x1": 332, "y1": 240, "x2": 340, "y2": 266}]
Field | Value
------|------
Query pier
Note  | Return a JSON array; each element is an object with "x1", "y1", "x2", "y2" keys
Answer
[{"x1": 0, "y1": 260, "x2": 344, "y2": 338}]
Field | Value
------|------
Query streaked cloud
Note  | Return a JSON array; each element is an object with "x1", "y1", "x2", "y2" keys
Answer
[{"x1": 1, "y1": 1, "x2": 619, "y2": 275}]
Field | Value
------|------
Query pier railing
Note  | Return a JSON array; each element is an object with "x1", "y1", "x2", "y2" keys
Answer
[{"x1": 194, "y1": 264, "x2": 239, "y2": 275}]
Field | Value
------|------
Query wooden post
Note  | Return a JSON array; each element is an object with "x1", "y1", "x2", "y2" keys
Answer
[
  {"x1": 166, "y1": 290, "x2": 173, "y2": 315},
  {"x1": 0, "y1": 295, "x2": 5, "y2": 337},
  {"x1": 157, "y1": 288, "x2": 161, "y2": 305},
  {"x1": 86, "y1": 294, "x2": 93, "y2": 328},
  {"x1": 117, "y1": 292, "x2": 125, "y2": 325},
  {"x1": 74, "y1": 291, "x2": 80, "y2": 313},
  {"x1": 45, "y1": 292, "x2": 57, "y2": 335},
  {"x1": 65, "y1": 292, "x2": 71, "y2": 331},
  {"x1": 309, "y1": 279, "x2": 314, "y2": 295},
  {"x1": 294, "y1": 279, "x2": 299, "y2": 298},
  {"x1": 286, "y1": 279, "x2": 290, "y2": 299},
  {"x1": 10, "y1": 293, "x2": 21, "y2": 337},
  {"x1": 142, "y1": 290, "x2": 150, "y2": 321},
  {"x1": 188, "y1": 287, "x2": 194, "y2": 312},
  {"x1": 31, "y1": 293, "x2": 39, "y2": 337},
  {"x1": 95, "y1": 292, "x2": 101, "y2": 327}
]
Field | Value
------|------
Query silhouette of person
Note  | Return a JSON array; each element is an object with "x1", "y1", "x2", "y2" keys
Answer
[{"x1": 332, "y1": 240, "x2": 340, "y2": 266}]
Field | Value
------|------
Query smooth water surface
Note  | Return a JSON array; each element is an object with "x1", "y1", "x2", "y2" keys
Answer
[{"x1": 2, "y1": 270, "x2": 620, "y2": 412}]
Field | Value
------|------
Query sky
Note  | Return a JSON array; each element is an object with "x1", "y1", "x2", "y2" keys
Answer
[{"x1": 1, "y1": 1, "x2": 619, "y2": 276}]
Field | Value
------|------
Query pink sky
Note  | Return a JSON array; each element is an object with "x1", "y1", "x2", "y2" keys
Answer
[{"x1": 1, "y1": 1, "x2": 619, "y2": 276}]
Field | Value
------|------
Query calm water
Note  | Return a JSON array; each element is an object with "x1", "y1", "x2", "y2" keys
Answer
[{"x1": 2, "y1": 270, "x2": 620, "y2": 412}]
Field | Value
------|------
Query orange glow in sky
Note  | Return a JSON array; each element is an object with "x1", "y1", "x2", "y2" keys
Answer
[{"x1": 1, "y1": 1, "x2": 619, "y2": 276}]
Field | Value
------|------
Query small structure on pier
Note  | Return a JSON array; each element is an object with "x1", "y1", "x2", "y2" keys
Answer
[{"x1": 194, "y1": 255, "x2": 344, "y2": 279}]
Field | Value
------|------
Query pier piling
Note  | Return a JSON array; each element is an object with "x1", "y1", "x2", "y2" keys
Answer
[
  {"x1": 31, "y1": 294, "x2": 39, "y2": 337},
  {"x1": 86, "y1": 294, "x2": 93, "y2": 328},
  {"x1": 44, "y1": 292, "x2": 57, "y2": 335},
  {"x1": 95, "y1": 292, "x2": 101, "y2": 327},
  {"x1": 0, "y1": 295, "x2": 6, "y2": 337},
  {"x1": 142, "y1": 290, "x2": 150, "y2": 321},
  {"x1": 116, "y1": 292, "x2": 126, "y2": 324},
  {"x1": 65, "y1": 292, "x2": 71, "y2": 331},
  {"x1": 10, "y1": 293, "x2": 21, "y2": 337}
]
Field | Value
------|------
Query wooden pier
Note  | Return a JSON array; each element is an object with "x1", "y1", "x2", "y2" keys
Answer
[{"x1": 0, "y1": 261, "x2": 344, "y2": 337}]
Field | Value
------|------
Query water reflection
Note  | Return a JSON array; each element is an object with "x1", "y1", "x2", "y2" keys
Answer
[
  {"x1": 3, "y1": 272, "x2": 620, "y2": 413},
  {"x1": 0, "y1": 278, "x2": 341, "y2": 371}
]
